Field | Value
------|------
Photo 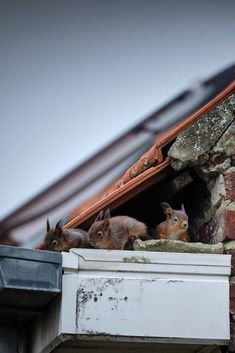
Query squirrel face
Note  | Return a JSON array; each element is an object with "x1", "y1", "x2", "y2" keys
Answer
[
  {"x1": 44, "y1": 219, "x2": 65, "y2": 252},
  {"x1": 89, "y1": 209, "x2": 149, "y2": 250},
  {"x1": 161, "y1": 202, "x2": 188, "y2": 230},
  {"x1": 44, "y1": 219, "x2": 90, "y2": 252},
  {"x1": 88, "y1": 209, "x2": 111, "y2": 248},
  {"x1": 166, "y1": 209, "x2": 188, "y2": 231},
  {"x1": 156, "y1": 202, "x2": 189, "y2": 241}
]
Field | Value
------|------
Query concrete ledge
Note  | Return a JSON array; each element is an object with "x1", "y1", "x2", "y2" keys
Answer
[{"x1": 133, "y1": 239, "x2": 224, "y2": 254}]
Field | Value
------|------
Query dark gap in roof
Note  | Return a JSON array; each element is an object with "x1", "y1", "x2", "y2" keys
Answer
[
  {"x1": 110, "y1": 168, "x2": 209, "y2": 241},
  {"x1": 161, "y1": 138, "x2": 176, "y2": 160}
]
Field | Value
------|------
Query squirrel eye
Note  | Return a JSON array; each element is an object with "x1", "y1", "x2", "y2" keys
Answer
[
  {"x1": 52, "y1": 240, "x2": 58, "y2": 247},
  {"x1": 97, "y1": 231, "x2": 103, "y2": 238},
  {"x1": 173, "y1": 216, "x2": 178, "y2": 222}
]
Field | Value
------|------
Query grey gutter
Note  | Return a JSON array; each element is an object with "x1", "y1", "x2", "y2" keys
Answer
[{"x1": 0, "y1": 245, "x2": 62, "y2": 322}]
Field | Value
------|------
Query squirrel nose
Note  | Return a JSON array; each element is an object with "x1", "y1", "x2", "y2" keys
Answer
[{"x1": 182, "y1": 221, "x2": 188, "y2": 229}]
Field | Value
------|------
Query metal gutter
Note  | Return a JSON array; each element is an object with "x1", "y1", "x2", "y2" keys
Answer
[{"x1": 0, "y1": 245, "x2": 62, "y2": 321}]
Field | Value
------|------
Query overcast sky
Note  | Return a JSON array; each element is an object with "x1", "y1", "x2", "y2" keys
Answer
[{"x1": 1, "y1": 0, "x2": 235, "y2": 220}]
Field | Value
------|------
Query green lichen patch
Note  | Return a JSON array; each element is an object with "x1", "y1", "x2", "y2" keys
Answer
[{"x1": 123, "y1": 256, "x2": 151, "y2": 264}]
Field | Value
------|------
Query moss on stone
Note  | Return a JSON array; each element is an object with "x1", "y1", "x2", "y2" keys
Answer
[
  {"x1": 133, "y1": 239, "x2": 224, "y2": 254},
  {"x1": 168, "y1": 94, "x2": 235, "y2": 171}
]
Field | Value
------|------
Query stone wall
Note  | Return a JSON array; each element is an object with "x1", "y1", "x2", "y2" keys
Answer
[{"x1": 168, "y1": 93, "x2": 235, "y2": 352}]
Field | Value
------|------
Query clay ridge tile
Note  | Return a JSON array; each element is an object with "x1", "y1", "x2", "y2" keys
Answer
[{"x1": 121, "y1": 144, "x2": 163, "y2": 185}]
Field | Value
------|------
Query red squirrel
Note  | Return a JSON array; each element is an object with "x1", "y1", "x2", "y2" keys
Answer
[
  {"x1": 155, "y1": 202, "x2": 189, "y2": 242},
  {"x1": 88, "y1": 209, "x2": 148, "y2": 250},
  {"x1": 44, "y1": 219, "x2": 92, "y2": 252}
]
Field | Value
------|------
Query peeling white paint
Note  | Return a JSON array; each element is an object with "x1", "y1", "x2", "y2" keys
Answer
[{"x1": 32, "y1": 249, "x2": 231, "y2": 353}]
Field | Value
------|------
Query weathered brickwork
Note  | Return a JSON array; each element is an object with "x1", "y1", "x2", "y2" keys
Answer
[
  {"x1": 225, "y1": 173, "x2": 235, "y2": 201},
  {"x1": 224, "y1": 210, "x2": 235, "y2": 240},
  {"x1": 169, "y1": 94, "x2": 235, "y2": 351}
]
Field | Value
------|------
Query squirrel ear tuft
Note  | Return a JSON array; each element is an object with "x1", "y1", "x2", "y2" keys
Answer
[
  {"x1": 104, "y1": 208, "x2": 111, "y2": 219},
  {"x1": 160, "y1": 202, "x2": 171, "y2": 210},
  {"x1": 160, "y1": 202, "x2": 173, "y2": 217},
  {"x1": 55, "y1": 219, "x2": 63, "y2": 229},
  {"x1": 181, "y1": 203, "x2": 185, "y2": 212},
  {"x1": 46, "y1": 219, "x2": 50, "y2": 232},
  {"x1": 103, "y1": 208, "x2": 110, "y2": 230},
  {"x1": 95, "y1": 210, "x2": 104, "y2": 222},
  {"x1": 55, "y1": 220, "x2": 63, "y2": 237}
]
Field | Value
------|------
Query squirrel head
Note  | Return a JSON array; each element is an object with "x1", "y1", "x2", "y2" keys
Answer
[
  {"x1": 160, "y1": 202, "x2": 188, "y2": 231},
  {"x1": 88, "y1": 209, "x2": 111, "y2": 248},
  {"x1": 44, "y1": 219, "x2": 65, "y2": 252}
]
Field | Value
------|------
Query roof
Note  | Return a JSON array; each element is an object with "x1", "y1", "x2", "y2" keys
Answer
[
  {"x1": 1, "y1": 64, "x2": 235, "y2": 248},
  {"x1": 35, "y1": 80, "x2": 235, "y2": 250},
  {"x1": 65, "y1": 80, "x2": 235, "y2": 228}
]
